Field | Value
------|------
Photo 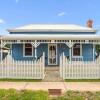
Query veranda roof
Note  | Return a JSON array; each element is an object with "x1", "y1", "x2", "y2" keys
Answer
[
  {"x1": 1, "y1": 34, "x2": 100, "y2": 40},
  {"x1": 7, "y1": 24, "x2": 96, "y2": 32}
]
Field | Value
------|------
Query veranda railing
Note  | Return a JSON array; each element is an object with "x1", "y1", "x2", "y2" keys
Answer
[
  {"x1": 0, "y1": 53, "x2": 45, "y2": 79},
  {"x1": 60, "y1": 53, "x2": 100, "y2": 79}
]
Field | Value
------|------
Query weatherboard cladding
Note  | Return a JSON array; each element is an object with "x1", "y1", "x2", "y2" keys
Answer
[
  {"x1": 12, "y1": 43, "x2": 94, "y2": 66},
  {"x1": 82, "y1": 44, "x2": 94, "y2": 61}
]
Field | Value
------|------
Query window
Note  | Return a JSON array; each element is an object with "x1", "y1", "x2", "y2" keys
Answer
[
  {"x1": 24, "y1": 43, "x2": 33, "y2": 57},
  {"x1": 73, "y1": 43, "x2": 81, "y2": 56}
]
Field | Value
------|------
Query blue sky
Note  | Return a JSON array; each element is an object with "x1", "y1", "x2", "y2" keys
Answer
[{"x1": 0, "y1": 0, "x2": 100, "y2": 34}]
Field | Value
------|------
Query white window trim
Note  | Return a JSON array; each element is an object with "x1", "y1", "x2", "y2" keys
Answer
[
  {"x1": 48, "y1": 44, "x2": 57, "y2": 65},
  {"x1": 72, "y1": 43, "x2": 82, "y2": 57},
  {"x1": 93, "y1": 44, "x2": 95, "y2": 61},
  {"x1": 23, "y1": 43, "x2": 33, "y2": 57}
]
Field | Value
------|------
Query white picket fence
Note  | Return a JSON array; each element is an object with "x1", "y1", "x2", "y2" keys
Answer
[
  {"x1": 60, "y1": 53, "x2": 100, "y2": 79},
  {"x1": 0, "y1": 53, "x2": 45, "y2": 79}
]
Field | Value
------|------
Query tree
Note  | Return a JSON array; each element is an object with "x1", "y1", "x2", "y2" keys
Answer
[{"x1": 96, "y1": 45, "x2": 100, "y2": 53}]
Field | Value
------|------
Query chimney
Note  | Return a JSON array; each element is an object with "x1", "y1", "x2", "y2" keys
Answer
[{"x1": 87, "y1": 19, "x2": 93, "y2": 28}]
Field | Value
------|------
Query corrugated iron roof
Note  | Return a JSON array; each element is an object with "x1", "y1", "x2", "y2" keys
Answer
[{"x1": 7, "y1": 24, "x2": 96, "y2": 32}]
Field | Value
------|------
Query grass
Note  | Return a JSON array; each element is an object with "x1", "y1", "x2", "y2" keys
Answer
[
  {"x1": 0, "y1": 89, "x2": 49, "y2": 100},
  {"x1": 65, "y1": 79, "x2": 100, "y2": 82},
  {"x1": 0, "y1": 78, "x2": 100, "y2": 82},
  {"x1": 0, "y1": 78, "x2": 42, "y2": 82},
  {"x1": 55, "y1": 91, "x2": 100, "y2": 100},
  {"x1": 0, "y1": 89, "x2": 100, "y2": 100}
]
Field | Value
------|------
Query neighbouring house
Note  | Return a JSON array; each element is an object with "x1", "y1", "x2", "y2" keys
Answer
[
  {"x1": 0, "y1": 20, "x2": 100, "y2": 79},
  {"x1": 0, "y1": 47, "x2": 9, "y2": 60}
]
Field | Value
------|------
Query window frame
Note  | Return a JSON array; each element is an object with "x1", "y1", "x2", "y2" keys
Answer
[
  {"x1": 72, "y1": 43, "x2": 82, "y2": 57},
  {"x1": 23, "y1": 43, "x2": 33, "y2": 57}
]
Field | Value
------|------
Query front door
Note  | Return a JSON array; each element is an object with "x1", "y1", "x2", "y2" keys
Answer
[{"x1": 48, "y1": 44, "x2": 57, "y2": 65}]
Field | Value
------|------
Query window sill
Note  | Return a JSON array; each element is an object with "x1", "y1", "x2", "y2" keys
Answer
[{"x1": 23, "y1": 56, "x2": 33, "y2": 57}]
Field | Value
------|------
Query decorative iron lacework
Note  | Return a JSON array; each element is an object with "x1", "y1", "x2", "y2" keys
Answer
[{"x1": 2, "y1": 39, "x2": 100, "y2": 44}]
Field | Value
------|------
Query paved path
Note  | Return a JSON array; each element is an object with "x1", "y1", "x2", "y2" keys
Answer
[
  {"x1": 42, "y1": 67, "x2": 63, "y2": 82},
  {"x1": 0, "y1": 82, "x2": 100, "y2": 92}
]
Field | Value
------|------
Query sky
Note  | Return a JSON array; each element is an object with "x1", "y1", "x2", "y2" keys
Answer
[{"x1": 0, "y1": 0, "x2": 100, "y2": 34}]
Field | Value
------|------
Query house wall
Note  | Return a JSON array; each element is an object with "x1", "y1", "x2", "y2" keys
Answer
[
  {"x1": 58, "y1": 44, "x2": 69, "y2": 65},
  {"x1": 37, "y1": 44, "x2": 48, "y2": 65},
  {"x1": 12, "y1": 44, "x2": 48, "y2": 65},
  {"x1": 12, "y1": 44, "x2": 35, "y2": 60},
  {"x1": 11, "y1": 43, "x2": 95, "y2": 66},
  {"x1": 82, "y1": 44, "x2": 94, "y2": 61},
  {"x1": 37, "y1": 43, "x2": 69, "y2": 65},
  {"x1": 12, "y1": 43, "x2": 69, "y2": 66}
]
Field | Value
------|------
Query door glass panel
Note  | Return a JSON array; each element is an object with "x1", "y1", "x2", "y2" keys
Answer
[{"x1": 49, "y1": 45, "x2": 57, "y2": 65}]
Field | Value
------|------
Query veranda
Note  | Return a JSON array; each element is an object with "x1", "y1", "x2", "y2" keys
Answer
[{"x1": 0, "y1": 35, "x2": 100, "y2": 79}]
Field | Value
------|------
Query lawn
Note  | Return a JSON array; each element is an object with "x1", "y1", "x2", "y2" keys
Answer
[
  {"x1": 54, "y1": 91, "x2": 100, "y2": 100},
  {"x1": 0, "y1": 89, "x2": 100, "y2": 100},
  {"x1": 0, "y1": 78, "x2": 100, "y2": 82},
  {"x1": 65, "y1": 79, "x2": 100, "y2": 82},
  {"x1": 0, "y1": 78, "x2": 42, "y2": 82}
]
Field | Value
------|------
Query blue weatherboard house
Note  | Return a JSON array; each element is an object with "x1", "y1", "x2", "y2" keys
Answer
[{"x1": 0, "y1": 20, "x2": 100, "y2": 80}]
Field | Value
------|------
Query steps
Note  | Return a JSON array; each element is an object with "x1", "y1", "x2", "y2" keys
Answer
[{"x1": 42, "y1": 67, "x2": 64, "y2": 82}]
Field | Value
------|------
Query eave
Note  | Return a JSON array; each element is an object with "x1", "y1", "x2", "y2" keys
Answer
[
  {"x1": 1, "y1": 34, "x2": 100, "y2": 40},
  {"x1": 7, "y1": 29, "x2": 97, "y2": 33}
]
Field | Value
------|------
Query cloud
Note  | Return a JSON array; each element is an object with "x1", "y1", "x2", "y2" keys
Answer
[
  {"x1": 0, "y1": 19, "x2": 5, "y2": 24},
  {"x1": 58, "y1": 12, "x2": 66, "y2": 16}
]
